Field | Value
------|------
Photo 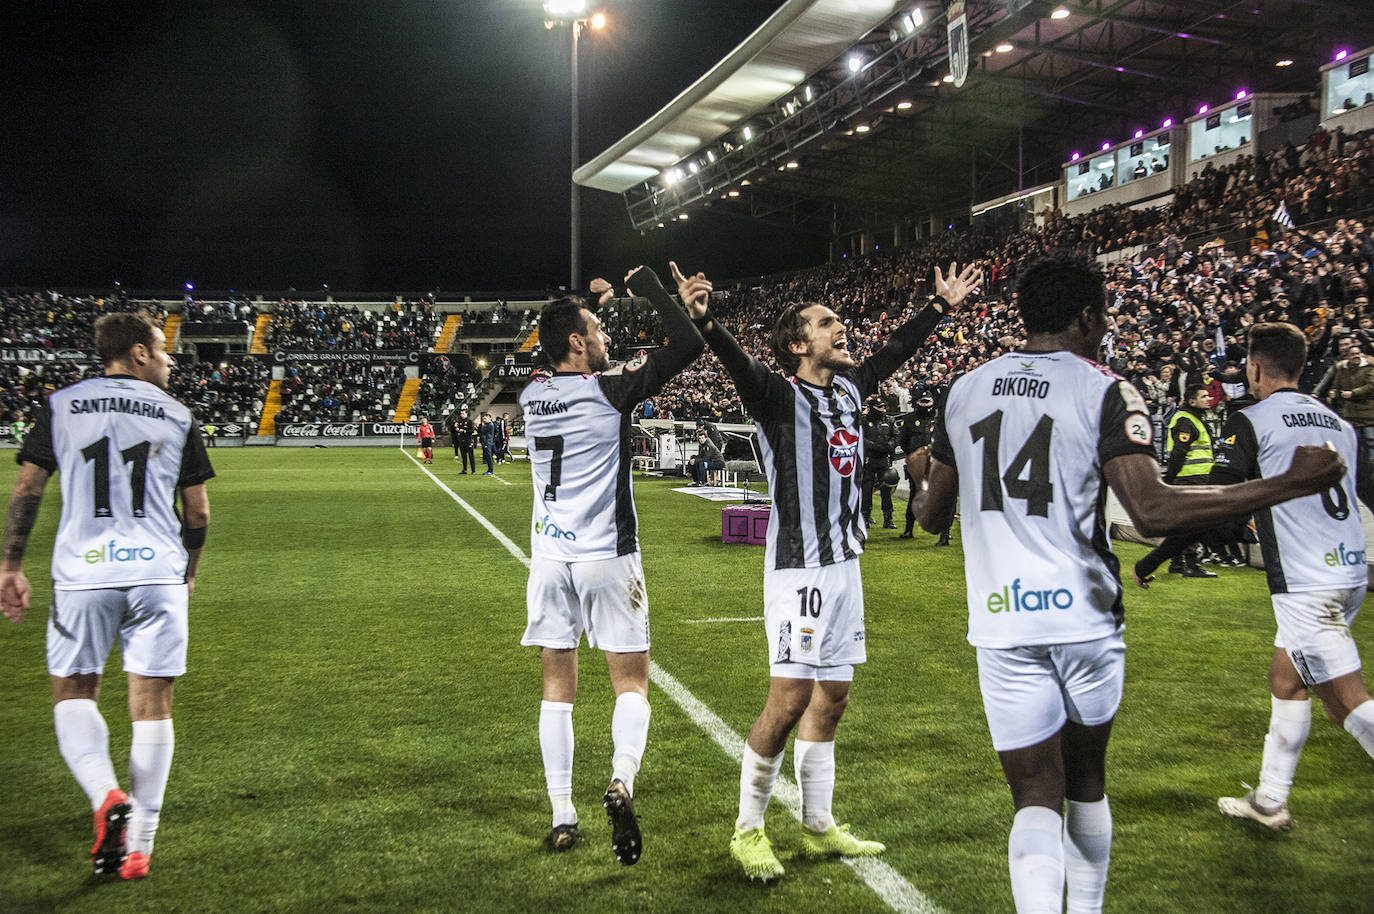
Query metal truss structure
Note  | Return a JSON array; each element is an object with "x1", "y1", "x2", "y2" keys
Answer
[{"x1": 620, "y1": 0, "x2": 1373, "y2": 240}]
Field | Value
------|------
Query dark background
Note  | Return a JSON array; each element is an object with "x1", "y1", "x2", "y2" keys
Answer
[{"x1": 0, "y1": 0, "x2": 829, "y2": 294}]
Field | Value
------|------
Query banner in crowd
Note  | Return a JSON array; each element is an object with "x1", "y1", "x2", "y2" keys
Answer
[
  {"x1": 490, "y1": 363, "x2": 538, "y2": 380},
  {"x1": 275, "y1": 421, "x2": 420, "y2": 439},
  {"x1": 1, "y1": 347, "x2": 97, "y2": 363},
  {"x1": 260, "y1": 350, "x2": 420, "y2": 365}
]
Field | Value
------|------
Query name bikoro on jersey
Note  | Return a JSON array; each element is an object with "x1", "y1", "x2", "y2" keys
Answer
[
  {"x1": 19, "y1": 375, "x2": 214, "y2": 589},
  {"x1": 1213, "y1": 390, "x2": 1366, "y2": 594},
  {"x1": 933, "y1": 352, "x2": 1154, "y2": 648},
  {"x1": 520, "y1": 372, "x2": 639, "y2": 562}
]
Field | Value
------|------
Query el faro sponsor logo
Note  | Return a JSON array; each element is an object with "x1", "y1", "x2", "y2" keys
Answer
[
  {"x1": 85, "y1": 540, "x2": 156, "y2": 564},
  {"x1": 986, "y1": 578, "x2": 1074, "y2": 613},
  {"x1": 534, "y1": 514, "x2": 577, "y2": 541},
  {"x1": 1324, "y1": 542, "x2": 1367, "y2": 567}
]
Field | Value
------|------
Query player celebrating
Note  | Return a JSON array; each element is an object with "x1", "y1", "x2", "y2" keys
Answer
[
  {"x1": 1211, "y1": 322, "x2": 1374, "y2": 829},
  {"x1": 1, "y1": 311, "x2": 213, "y2": 880},
  {"x1": 914, "y1": 253, "x2": 1343, "y2": 914},
  {"x1": 682, "y1": 260, "x2": 981, "y2": 882},
  {"x1": 520, "y1": 263, "x2": 707, "y2": 865},
  {"x1": 417, "y1": 418, "x2": 435, "y2": 464}
]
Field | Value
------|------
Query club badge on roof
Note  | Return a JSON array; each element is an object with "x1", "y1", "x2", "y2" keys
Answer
[{"x1": 947, "y1": 0, "x2": 969, "y2": 88}]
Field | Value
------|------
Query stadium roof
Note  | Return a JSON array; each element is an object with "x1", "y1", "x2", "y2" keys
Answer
[{"x1": 578, "y1": 0, "x2": 1374, "y2": 238}]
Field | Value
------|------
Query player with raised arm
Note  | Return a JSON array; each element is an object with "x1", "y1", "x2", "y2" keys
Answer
[
  {"x1": 1, "y1": 311, "x2": 213, "y2": 880},
  {"x1": 912, "y1": 253, "x2": 1343, "y2": 914},
  {"x1": 520, "y1": 263, "x2": 707, "y2": 865},
  {"x1": 682, "y1": 260, "x2": 981, "y2": 882},
  {"x1": 1210, "y1": 322, "x2": 1374, "y2": 829}
]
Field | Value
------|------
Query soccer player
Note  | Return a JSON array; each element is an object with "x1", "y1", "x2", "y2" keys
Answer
[
  {"x1": 681, "y1": 260, "x2": 981, "y2": 882},
  {"x1": 417, "y1": 418, "x2": 435, "y2": 464},
  {"x1": 1, "y1": 311, "x2": 213, "y2": 880},
  {"x1": 913, "y1": 253, "x2": 1343, "y2": 914},
  {"x1": 1211, "y1": 322, "x2": 1374, "y2": 829},
  {"x1": 520, "y1": 263, "x2": 708, "y2": 864}
]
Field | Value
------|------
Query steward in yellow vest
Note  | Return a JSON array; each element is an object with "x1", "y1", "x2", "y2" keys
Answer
[{"x1": 1165, "y1": 386, "x2": 1214, "y2": 482}]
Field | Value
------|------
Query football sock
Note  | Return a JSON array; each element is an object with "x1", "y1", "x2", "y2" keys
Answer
[
  {"x1": 1343, "y1": 699, "x2": 1374, "y2": 758},
  {"x1": 611, "y1": 691, "x2": 651, "y2": 796},
  {"x1": 53, "y1": 699, "x2": 119, "y2": 810},
  {"x1": 793, "y1": 739, "x2": 836, "y2": 832},
  {"x1": 736, "y1": 743, "x2": 785, "y2": 832},
  {"x1": 127, "y1": 719, "x2": 174, "y2": 856},
  {"x1": 1008, "y1": 805, "x2": 1065, "y2": 914},
  {"x1": 1258, "y1": 695, "x2": 1311, "y2": 806},
  {"x1": 539, "y1": 701, "x2": 576, "y2": 827},
  {"x1": 1063, "y1": 797, "x2": 1112, "y2": 914}
]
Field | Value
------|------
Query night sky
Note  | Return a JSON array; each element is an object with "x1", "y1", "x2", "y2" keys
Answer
[{"x1": 1, "y1": 1, "x2": 828, "y2": 295}]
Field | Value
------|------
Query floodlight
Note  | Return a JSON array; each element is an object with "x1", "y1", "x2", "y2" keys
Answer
[
  {"x1": 1276, "y1": 59, "x2": 1294, "y2": 67},
  {"x1": 727, "y1": 189, "x2": 740, "y2": 197},
  {"x1": 678, "y1": 213, "x2": 688, "y2": 220},
  {"x1": 742, "y1": 125, "x2": 753, "y2": 141},
  {"x1": 1198, "y1": 104, "x2": 1208, "y2": 115},
  {"x1": 855, "y1": 124, "x2": 871, "y2": 133},
  {"x1": 1162, "y1": 118, "x2": 1173, "y2": 128},
  {"x1": 1050, "y1": 7, "x2": 1070, "y2": 19},
  {"x1": 1134, "y1": 129, "x2": 1144, "y2": 139},
  {"x1": 1336, "y1": 49, "x2": 1349, "y2": 61},
  {"x1": 942, "y1": 73, "x2": 954, "y2": 83},
  {"x1": 786, "y1": 160, "x2": 799, "y2": 169},
  {"x1": 1101, "y1": 141, "x2": 1111, "y2": 151},
  {"x1": 1236, "y1": 89, "x2": 1247, "y2": 100},
  {"x1": 897, "y1": 100, "x2": 913, "y2": 110},
  {"x1": 848, "y1": 56, "x2": 862, "y2": 72},
  {"x1": 995, "y1": 42, "x2": 1014, "y2": 53},
  {"x1": 544, "y1": 0, "x2": 587, "y2": 18},
  {"x1": 590, "y1": 12, "x2": 605, "y2": 29},
  {"x1": 1070, "y1": 152, "x2": 1080, "y2": 161}
]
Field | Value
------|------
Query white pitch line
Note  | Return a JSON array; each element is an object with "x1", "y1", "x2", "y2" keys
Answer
[
  {"x1": 684, "y1": 616, "x2": 766, "y2": 624},
  {"x1": 405, "y1": 449, "x2": 945, "y2": 914}
]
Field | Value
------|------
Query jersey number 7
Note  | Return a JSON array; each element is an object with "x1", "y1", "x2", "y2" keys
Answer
[{"x1": 969, "y1": 411, "x2": 1054, "y2": 517}]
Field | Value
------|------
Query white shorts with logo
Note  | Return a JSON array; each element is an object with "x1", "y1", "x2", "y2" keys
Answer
[
  {"x1": 1272, "y1": 585, "x2": 1365, "y2": 686},
  {"x1": 764, "y1": 559, "x2": 866, "y2": 679},
  {"x1": 975, "y1": 630, "x2": 1125, "y2": 752},
  {"x1": 522, "y1": 552, "x2": 649, "y2": 653},
  {"x1": 47, "y1": 584, "x2": 190, "y2": 678}
]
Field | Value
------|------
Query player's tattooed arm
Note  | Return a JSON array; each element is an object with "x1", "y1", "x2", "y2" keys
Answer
[{"x1": 1, "y1": 463, "x2": 50, "y2": 570}]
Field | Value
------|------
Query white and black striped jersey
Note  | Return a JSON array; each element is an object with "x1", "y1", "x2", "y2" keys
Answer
[
  {"x1": 520, "y1": 267, "x2": 704, "y2": 563},
  {"x1": 932, "y1": 352, "x2": 1156, "y2": 648},
  {"x1": 17, "y1": 374, "x2": 214, "y2": 590},
  {"x1": 701, "y1": 303, "x2": 945, "y2": 571},
  {"x1": 1212, "y1": 389, "x2": 1366, "y2": 594}
]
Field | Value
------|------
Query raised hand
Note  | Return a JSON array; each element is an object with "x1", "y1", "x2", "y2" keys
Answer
[
  {"x1": 588, "y1": 276, "x2": 614, "y2": 307},
  {"x1": 934, "y1": 261, "x2": 984, "y2": 309},
  {"x1": 670, "y1": 260, "x2": 713, "y2": 318}
]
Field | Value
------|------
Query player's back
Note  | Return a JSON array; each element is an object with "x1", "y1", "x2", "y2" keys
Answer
[
  {"x1": 1227, "y1": 391, "x2": 1365, "y2": 593},
  {"x1": 520, "y1": 371, "x2": 637, "y2": 562},
  {"x1": 44, "y1": 375, "x2": 199, "y2": 589},
  {"x1": 937, "y1": 351, "x2": 1154, "y2": 648}
]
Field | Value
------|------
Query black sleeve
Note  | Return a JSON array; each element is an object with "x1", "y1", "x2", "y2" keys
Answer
[
  {"x1": 597, "y1": 267, "x2": 706, "y2": 412},
  {"x1": 1098, "y1": 380, "x2": 1157, "y2": 466},
  {"x1": 699, "y1": 314, "x2": 792, "y2": 422},
  {"x1": 1209, "y1": 412, "x2": 1258, "y2": 485},
  {"x1": 929, "y1": 384, "x2": 958, "y2": 467},
  {"x1": 16, "y1": 395, "x2": 57, "y2": 473},
  {"x1": 853, "y1": 301, "x2": 946, "y2": 397},
  {"x1": 1164, "y1": 413, "x2": 1200, "y2": 479},
  {"x1": 178, "y1": 420, "x2": 216, "y2": 488}
]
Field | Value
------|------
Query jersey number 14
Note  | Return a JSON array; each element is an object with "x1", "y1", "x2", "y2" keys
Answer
[{"x1": 970, "y1": 410, "x2": 1054, "y2": 517}]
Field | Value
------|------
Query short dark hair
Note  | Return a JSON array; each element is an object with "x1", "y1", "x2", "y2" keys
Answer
[
  {"x1": 770, "y1": 301, "x2": 813, "y2": 375},
  {"x1": 538, "y1": 296, "x2": 589, "y2": 366},
  {"x1": 1184, "y1": 383, "x2": 1209, "y2": 403},
  {"x1": 1015, "y1": 252, "x2": 1107, "y2": 334},
  {"x1": 1247, "y1": 322, "x2": 1307, "y2": 378},
  {"x1": 94, "y1": 311, "x2": 158, "y2": 366}
]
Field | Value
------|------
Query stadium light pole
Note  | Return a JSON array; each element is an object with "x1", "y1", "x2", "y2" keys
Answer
[{"x1": 545, "y1": 2, "x2": 605, "y2": 292}]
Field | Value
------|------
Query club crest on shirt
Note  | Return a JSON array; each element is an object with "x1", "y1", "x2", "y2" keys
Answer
[
  {"x1": 828, "y1": 428, "x2": 860, "y2": 476},
  {"x1": 800, "y1": 628, "x2": 814, "y2": 653}
]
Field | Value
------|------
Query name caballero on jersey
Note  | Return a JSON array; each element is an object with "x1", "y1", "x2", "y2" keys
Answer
[
  {"x1": 69, "y1": 396, "x2": 168, "y2": 420},
  {"x1": 1282, "y1": 411, "x2": 1342, "y2": 430}
]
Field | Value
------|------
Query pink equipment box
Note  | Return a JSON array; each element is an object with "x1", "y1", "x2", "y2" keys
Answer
[{"x1": 722, "y1": 504, "x2": 770, "y2": 545}]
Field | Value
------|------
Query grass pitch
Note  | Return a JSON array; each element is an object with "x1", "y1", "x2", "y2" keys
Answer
[{"x1": 1, "y1": 447, "x2": 1371, "y2": 913}]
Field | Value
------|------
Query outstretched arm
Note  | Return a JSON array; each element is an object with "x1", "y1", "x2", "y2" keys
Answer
[
  {"x1": 678, "y1": 268, "x2": 782, "y2": 413},
  {"x1": 1, "y1": 462, "x2": 51, "y2": 623},
  {"x1": 860, "y1": 262, "x2": 982, "y2": 391},
  {"x1": 1104, "y1": 447, "x2": 1344, "y2": 538},
  {"x1": 599, "y1": 264, "x2": 707, "y2": 411}
]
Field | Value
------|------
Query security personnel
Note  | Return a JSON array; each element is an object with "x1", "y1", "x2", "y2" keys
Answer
[
  {"x1": 898, "y1": 393, "x2": 949, "y2": 543},
  {"x1": 861, "y1": 398, "x2": 898, "y2": 528},
  {"x1": 451, "y1": 407, "x2": 477, "y2": 473},
  {"x1": 1133, "y1": 384, "x2": 1220, "y2": 582}
]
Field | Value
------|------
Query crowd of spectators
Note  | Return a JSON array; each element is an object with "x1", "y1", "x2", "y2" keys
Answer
[
  {"x1": 167, "y1": 360, "x2": 271, "y2": 430},
  {"x1": 0, "y1": 292, "x2": 166, "y2": 351},
  {"x1": 260, "y1": 300, "x2": 439, "y2": 352},
  {"x1": 272, "y1": 360, "x2": 408, "y2": 426}
]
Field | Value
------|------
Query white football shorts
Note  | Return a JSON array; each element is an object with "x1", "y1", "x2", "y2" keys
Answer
[
  {"x1": 1272, "y1": 585, "x2": 1365, "y2": 686},
  {"x1": 47, "y1": 584, "x2": 190, "y2": 678},
  {"x1": 522, "y1": 552, "x2": 649, "y2": 653},
  {"x1": 975, "y1": 630, "x2": 1125, "y2": 752},
  {"x1": 764, "y1": 558, "x2": 866, "y2": 678}
]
